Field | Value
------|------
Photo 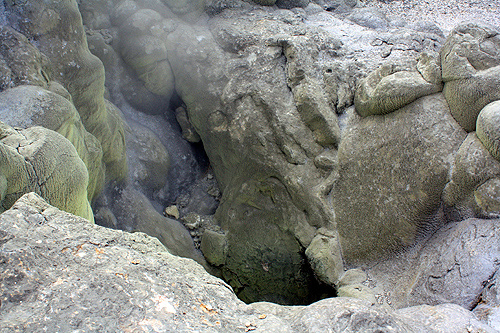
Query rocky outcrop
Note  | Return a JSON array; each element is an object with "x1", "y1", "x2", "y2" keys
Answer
[
  {"x1": 0, "y1": 193, "x2": 495, "y2": 332},
  {"x1": 5, "y1": 0, "x2": 128, "y2": 183},
  {"x1": 0, "y1": 123, "x2": 93, "y2": 222},
  {"x1": 440, "y1": 23, "x2": 500, "y2": 132},
  {"x1": 334, "y1": 94, "x2": 466, "y2": 264}
]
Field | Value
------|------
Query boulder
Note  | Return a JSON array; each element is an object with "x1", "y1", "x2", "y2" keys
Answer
[
  {"x1": 1, "y1": 193, "x2": 495, "y2": 332},
  {"x1": 334, "y1": 94, "x2": 466, "y2": 265},
  {"x1": 440, "y1": 23, "x2": 500, "y2": 132},
  {"x1": 477, "y1": 100, "x2": 500, "y2": 161},
  {"x1": 354, "y1": 52, "x2": 442, "y2": 117},
  {"x1": 0, "y1": 85, "x2": 105, "y2": 200},
  {"x1": 0, "y1": 123, "x2": 93, "y2": 222},
  {"x1": 0, "y1": 26, "x2": 51, "y2": 91},
  {"x1": 366, "y1": 217, "x2": 500, "y2": 313},
  {"x1": 5, "y1": 0, "x2": 128, "y2": 182},
  {"x1": 442, "y1": 133, "x2": 500, "y2": 220}
]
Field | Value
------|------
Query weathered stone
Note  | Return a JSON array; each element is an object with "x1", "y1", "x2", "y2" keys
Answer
[
  {"x1": 305, "y1": 231, "x2": 344, "y2": 286},
  {"x1": 474, "y1": 178, "x2": 500, "y2": 218},
  {"x1": 0, "y1": 85, "x2": 105, "y2": 200},
  {"x1": 366, "y1": 217, "x2": 500, "y2": 311},
  {"x1": 477, "y1": 100, "x2": 500, "y2": 161},
  {"x1": 5, "y1": 0, "x2": 128, "y2": 182},
  {"x1": 443, "y1": 133, "x2": 500, "y2": 220},
  {"x1": 201, "y1": 229, "x2": 228, "y2": 266},
  {"x1": 335, "y1": 94, "x2": 466, "y2": 265},
  {"x1": 440, "y1": 23, "x2": 500, "y2": 132},
  {"x1": 0, "y1": 123, "x2": 93, "y2": 222},
  {"x1": 354, "y1": 52, "x2": 442, "y2": 117},
  {"x1": 1, "y1": 193, "x2": 497, "y2": 332},
  {"x1": 473, "y1": 270, "x2": 500, "y2": 331}
]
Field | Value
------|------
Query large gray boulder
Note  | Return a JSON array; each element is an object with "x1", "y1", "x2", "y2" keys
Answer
[
  {"x1": 334, "y1": 94, "x2": 466, "y2": 265},
  {"x1": 0, "y1": 193, "x2": 495, "y2": 332}
]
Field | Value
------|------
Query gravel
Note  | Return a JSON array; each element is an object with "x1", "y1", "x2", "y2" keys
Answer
[{"x1": 363, "y1": 0, "x2": 500, "y2": 34}]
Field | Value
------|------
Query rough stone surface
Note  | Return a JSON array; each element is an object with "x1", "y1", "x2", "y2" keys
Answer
[
  {"x1": 443, "y1": 133, "x2": 500, "y2": 220},
  {"x1": 366, "y1": 217, "x2": 500, "y2": 311},
  {"x1": 0, "y1": 85, "x2": 105, "y2": 200},
  {"x1": 1, "y1": 193, "x2": 495, "y2": 332},
  {"x1": 5, "y1": 0, "x2": 128, "y2": 182},
  {"x1": 440, "y1": 23, "x2": 500, "y2": 132},
  {"x1": 477, "y1": 100, "x2": 500, "y2": 161},
  {"x1": 0, "y1": 123, "x2": 93, "y2": 222},
  {"x1": 334, "y1": 94, "x2": 466, "y2": 265}
]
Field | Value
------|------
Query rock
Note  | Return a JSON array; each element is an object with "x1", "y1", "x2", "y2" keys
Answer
[
  {"x1": 0, "y1": 85, "x2": 105, "y2": 200},
  {"x1": 276, "y1": 0, "x2": 311, "y2": 9},
  {"x1": 5, "y1": 0, "x2": 128, "y2": 182},
  {"x1": 167, "y1": 14, "x2": 337, "y2": 303},
  {"x1": 1, "y1": 193, "x2": 495, "y2": 332},
  {"x1": 0, "y1": 26, "x2": 51, "y2": 91},
  {"x1": 201, "y1": 229, "x2": 228, "y2": 266},
  {"x1": 440, "y1": 23, "x2": 500, "y2": 132},
  {"x1": 474, "y1": 178, "x2": 500, "y2": 218},
  {"x1": 366, "y1": 217, "x2": 500, "y2": 311},
  {"x1": 477, "y1": 100, "x2": 500, "y2": 161},
  {"x1": 338, "y1": 269, "x2": 368, "y2": 287},
  {"x1": 473, "y1": 270, "x2": 500, "y2": 330},
  {"x1": 396, "y1": 303, "x2": 496, "y2": 333},
  {"x1": 108, "y1": 185, "x2": 205, "y2": 263},
  {"x1": 305, "y1": 230, "x2": 344, "y2": 286},
  {"x1": 334, "y1": 94, "x2": 466, "y2": 265},
  {"x1": 164, "y1": 205, "x2": 180, "y2": 219},
  {"x1": 175, "y1": 106, "x2": 201, "y2": 143},
  {"x1": 125, "y1": 121, "x2": 171, "y2": 194},
  {"x1": 442, "y1": 133, "x2": 500, "y2": 220},
  {"x1": 354, "y1": 52, "x2": 443, "y2": 117},
  {"x1": 347, "y1": 8, "x2": 389, "y2": 30},
  {"x1": 117, "y1": 8, "x2": 175, "y2": 101},
  {"x1": 0, "y1": 123, "x2": 93, "y2": 222}
]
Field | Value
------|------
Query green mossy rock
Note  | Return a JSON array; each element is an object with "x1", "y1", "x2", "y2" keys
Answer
[
  {"x1": 0, "y1": 85, "x2": 105, "y2": 200},
  {"x1": 5, "y1": 0, "x2": 128, "y2": 183},
  {"x1": 477, "y1": 100, "x2": 500, "y2": 161},
  {"x1": 0, "y1": 122, "x2": 93, "y2": 222}
]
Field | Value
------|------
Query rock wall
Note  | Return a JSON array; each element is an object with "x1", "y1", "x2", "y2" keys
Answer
[{"x1": 0, "y1": 0, "x2": 500, "y2": 325}]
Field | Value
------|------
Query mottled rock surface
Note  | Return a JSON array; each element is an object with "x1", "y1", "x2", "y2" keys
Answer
[{"x1": 0, "y1": 194, "x2": 495, "y2": 332}]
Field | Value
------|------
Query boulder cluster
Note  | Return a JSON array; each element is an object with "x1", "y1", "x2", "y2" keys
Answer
[{"x1": 1, "y1": 0, "x2": 500, "y2": 331}]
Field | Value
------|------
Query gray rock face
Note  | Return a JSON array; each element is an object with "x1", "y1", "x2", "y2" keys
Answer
[
  {"x1": 440, "y1": 23, "x2": 500, "y2": 132},
  {"x1": 0, "y1": 193, "x2": 495, "y2": 332},
  {"x1": 366, "y1": 217, "x2": 500, "y2": 311},
  {"x1": 334, "y1": 94, "x2": 466, "y2": 264}
]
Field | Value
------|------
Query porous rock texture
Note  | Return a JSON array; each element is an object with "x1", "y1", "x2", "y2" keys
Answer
[{"x1": 0, "y1": 193, "x2": 495, "y2": 332}]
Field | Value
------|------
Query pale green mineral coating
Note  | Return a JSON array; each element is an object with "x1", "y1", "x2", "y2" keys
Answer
[
  {"x1": 0, "y1": 122, "x2": 94, "y2": 222},
  {"x1": 477, "y1": 100, "x2": 500, "y2": 161}
]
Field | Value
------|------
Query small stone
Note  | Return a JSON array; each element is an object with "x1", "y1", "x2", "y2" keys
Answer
[{"x1": 164, "y1": 205, "x2": 180, "y2": 219}]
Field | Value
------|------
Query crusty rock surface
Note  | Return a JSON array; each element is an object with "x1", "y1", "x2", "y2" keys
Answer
[{"x1": 0, "y1": 193, "x2": 495, "y2": 332}]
